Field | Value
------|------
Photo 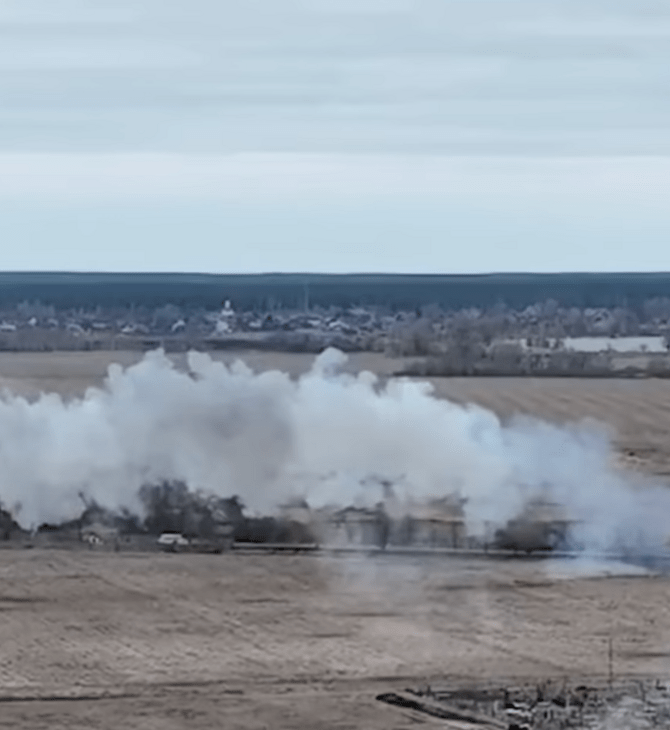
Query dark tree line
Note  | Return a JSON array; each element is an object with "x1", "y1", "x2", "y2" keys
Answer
[{"x1": 2, "y1": 271, "x2": 670, "y2": 313}]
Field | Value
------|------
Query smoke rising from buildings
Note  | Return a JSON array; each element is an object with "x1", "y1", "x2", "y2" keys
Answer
[{"x1": 0, "y1": 348, "x2": 669, "y2": 553}]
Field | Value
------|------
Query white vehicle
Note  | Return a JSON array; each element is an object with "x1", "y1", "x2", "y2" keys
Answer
[{"x1": 157, "y1": 533, "x2": 189, "y2": 550}]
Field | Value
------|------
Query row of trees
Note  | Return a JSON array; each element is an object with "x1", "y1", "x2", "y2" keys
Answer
[{"x1": 3, "y1": 271, "x2": 670, "y2": 312}]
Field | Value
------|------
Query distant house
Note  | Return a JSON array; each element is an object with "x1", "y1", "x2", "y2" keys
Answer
[
  {"x1": 327, "y1": 504, "x2": 390, "y2": 549},
  {"x1": 81, "y1": 522, "x2": 119, "y2": 544},
  {"x1": 279, "y1": 498, "x2": 312, "y2": 526},
  {"x1": 65, "y1": 322, "x2": 85, "y2": 335},
  {"x1": 494, "y1": 498, "x2": 574, "y2": 552},
  {"x1": 395, "y1": 495, "x2": 467, "y2": 549}
]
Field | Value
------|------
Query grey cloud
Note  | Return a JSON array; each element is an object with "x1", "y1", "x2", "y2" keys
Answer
[{"x1": 1, "y1": 0, "x2": 670, "y2": 154}]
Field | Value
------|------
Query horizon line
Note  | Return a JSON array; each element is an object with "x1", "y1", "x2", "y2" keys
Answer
[{"x1": 2, "y1": 271, "x2": 670, "y2": 278}]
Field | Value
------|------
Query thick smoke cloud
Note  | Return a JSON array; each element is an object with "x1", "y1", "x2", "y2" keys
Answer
[{"x1": 0, "y1": 349, "x2": 669, "y2": 553}]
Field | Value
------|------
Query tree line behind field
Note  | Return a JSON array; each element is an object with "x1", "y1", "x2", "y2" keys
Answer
[{"x1": 2, "y1": 271, "x2": 670, "y2": 313}]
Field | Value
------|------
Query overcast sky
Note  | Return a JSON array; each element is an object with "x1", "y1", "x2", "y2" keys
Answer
[{"x1": 1, "y1": 0, "x2": 669, "y2": 273}]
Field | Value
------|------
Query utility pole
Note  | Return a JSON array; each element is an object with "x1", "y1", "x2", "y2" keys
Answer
[{"x1": 608, "y1": 635, "x2": 614, "y2": 687}]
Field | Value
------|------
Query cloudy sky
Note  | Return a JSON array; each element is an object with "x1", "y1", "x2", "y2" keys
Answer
[{"x1": 1, "y1": 0, "x2": 669, "y2": 273}]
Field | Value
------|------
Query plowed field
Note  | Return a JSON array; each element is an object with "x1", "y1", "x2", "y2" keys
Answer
[{"x1": 1, "y1": 550, "x2": 668, "y2": 729}]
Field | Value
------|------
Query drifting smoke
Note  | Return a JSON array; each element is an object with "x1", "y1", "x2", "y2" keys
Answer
[{"x1": 0, "y1": 348, "x2": 669, "y2": 553}]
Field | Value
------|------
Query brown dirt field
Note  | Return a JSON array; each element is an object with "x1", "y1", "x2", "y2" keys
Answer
[
  {"x1": 0, "y1": 350, "x2": 403, "y2": 400},
  {"x1": 422, "y1": 377, "x2": 670, "y2": 477},
  {"x1": 1, "y1": 549, "x2": 668, "y2": 729}
]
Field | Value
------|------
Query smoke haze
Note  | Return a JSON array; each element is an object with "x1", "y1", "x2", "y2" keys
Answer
[{"x1": 1, "y1": 348, "x2": 669, "y2": 553}]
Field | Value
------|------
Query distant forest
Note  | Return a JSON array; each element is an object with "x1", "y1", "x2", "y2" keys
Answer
[{"x1": 1, "y1": 272, "x2": 670, "y2": 313}]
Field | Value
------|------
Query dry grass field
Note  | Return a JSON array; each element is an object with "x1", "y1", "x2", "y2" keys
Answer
[
  {"x1": 424, "y1": 377, "x2": 670, "y2": 478},
  {"x1": 3, "y1": 349, "x2": 670, "y2": 728},
  {"x1": 1, "y1": 550, "x2": 668, "y2": 730},
  {"x1": 0, "y1": 350, "x2": 400, "y2": 399}
]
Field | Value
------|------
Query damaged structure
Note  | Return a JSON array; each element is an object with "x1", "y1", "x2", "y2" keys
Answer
[
  {"x1": 9, "y1": 476, "x2": 588, "y2": 557},
  {"x1": 379, "y1": 677, "x2": 670, "y2": 729},
  {"x1": 493, "y1": 497, "x2": 575, "y2": 553}
]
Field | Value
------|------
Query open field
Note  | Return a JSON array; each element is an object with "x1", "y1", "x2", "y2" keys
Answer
[
  {"x1": 3, "y1": 349, "x2": 670, "y2": 728},
  {"x1": 424, "y1": 377, "x2": 670, "y2": 478},
  {"x1": 0, "y1": 350, "x2": 403, "y2": 399},
  {"x1": 1, "y1": 549, "x2": 669, "y2": 729}
]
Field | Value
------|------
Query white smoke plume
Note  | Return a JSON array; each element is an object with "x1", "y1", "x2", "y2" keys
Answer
[{"x1": 0, "y1": 348, "x2": 669, "y2": 553}]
